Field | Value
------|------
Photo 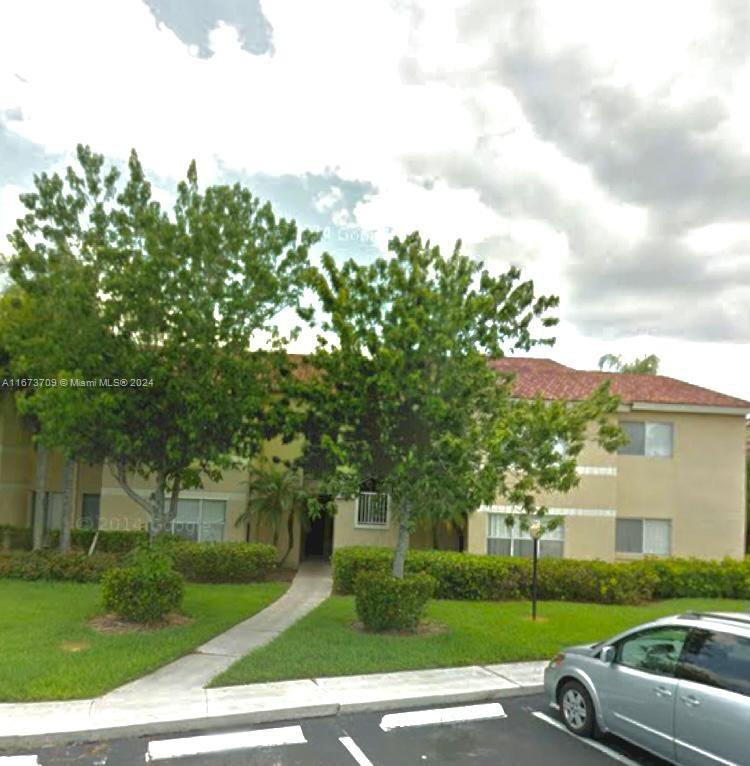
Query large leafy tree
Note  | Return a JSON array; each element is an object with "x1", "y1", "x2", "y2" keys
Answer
[
  {"x1": 5, "y1": 145, "x2": 318, "y2": 534},
  {"x1": 296, "y1": 233, "x2": 623, "y2": 576}
]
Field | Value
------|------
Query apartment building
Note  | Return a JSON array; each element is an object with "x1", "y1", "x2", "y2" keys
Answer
[{"x1": 1, "y1": 358, "x2": 747, "y2": 564}]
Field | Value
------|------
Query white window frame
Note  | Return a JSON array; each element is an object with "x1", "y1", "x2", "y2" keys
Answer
[
  {"x1": 168, "y1": 496, "x2": 228, "y2": 542},
  {"x1": 615, "y1": 517, "x2": 672, "y2": 556},
  {"x1": 486, "y1": 513, "x2": 565, "y2": 558},
  {"x1": 618, "y1": 421, "x2": 674, "y2": 458},
  {"x1": 355, "y1": 491, "x2": 390, "y2": 529}
]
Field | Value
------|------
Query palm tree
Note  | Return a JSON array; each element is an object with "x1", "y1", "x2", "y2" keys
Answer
[
  {"x1": 598, "y1": 353, "x2": 660, "y2": 375},
  {"x1": 236, "y1": 460, "x2": 311, "y2": 566}
]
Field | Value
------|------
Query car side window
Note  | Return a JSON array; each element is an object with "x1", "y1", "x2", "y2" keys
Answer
[
  {"x1": 677, "y1": 629, "x2": 750, "y2": 698},
  {"x1": 615, "y1": 626, "x2": 689, "y2": 677}
]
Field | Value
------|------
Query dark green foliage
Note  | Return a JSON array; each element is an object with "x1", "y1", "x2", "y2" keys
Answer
[
  {"x1": 5, "y1": 145, "x2": 319, "y2": 533},
  {"x1": 0, "y1": 551, "x2": 119, "y2": 582},
  {"x1": 0, "y1": 526, "x2": 149, "y2": 553},
  {"x1": 52, "y1": 529, "x2": 149, "y2": 553},
  {"x1": 101, "y1": 547, "x2": 184, "y2": 622},
  {"x1": 354, "y1": 571, "x2": 436, "y2": 631},
  {"x1": 334, "y1": 547, "x2": 750, "y2": 605},
  {"x1": 167, "y1": 542, "x2": 277, "y2": 583}
]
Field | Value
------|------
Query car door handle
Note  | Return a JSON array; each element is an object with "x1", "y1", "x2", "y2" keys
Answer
[
  {"x1": 681, "y1": 695, "x2": 700, "y2": 707},
  {"x1": 654, "y1": 686, "x2": 673, "y2": 698}
]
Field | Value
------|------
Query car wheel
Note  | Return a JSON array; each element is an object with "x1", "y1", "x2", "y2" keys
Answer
[{"x1": 559, "y1": 680, "x2": 595, "y2": 738}]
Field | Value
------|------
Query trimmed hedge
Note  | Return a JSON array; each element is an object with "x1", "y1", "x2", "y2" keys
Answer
[
  {"x1": 167, "y1": 542, "x2": 277, "y2": 583},
  {"x1": 102, "y1": 548, "x2": 184, "y2": 622},
  {"x1": 0, "y1": 526, "x2": 148, "y2": 553},
  {"x1": 633, "y1": 557, "x2": 750, "y2": 600},
  {"x1": 0, "y1": 525, "x2": 32, "y2": 550},
  {"x1": 0, "y1": 551, "x2": 120, "y2": 582},
  {"x1": 0, "y1": 540, "x2": 277, "y2": 584},
  {"x1": 333, "y1": 547, "x2": 750, "y2": 605},
  {"x1": 354, "y1": 571, "x2": 437, "y2": 631}
]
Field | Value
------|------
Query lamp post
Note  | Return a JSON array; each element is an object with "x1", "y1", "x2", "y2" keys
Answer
[{"x1": 529, "y1": 521, "x2": 542, "y2": 621}]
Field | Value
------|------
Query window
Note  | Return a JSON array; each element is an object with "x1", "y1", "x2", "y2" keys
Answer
[
  {"x1": 80, "y1": 494, "x2": 100, "y2": 529},
  {"x1": 487, "y1": 513, "x2": 564, "y2": 558},
  {"x1": 618, "y1": 421, "x2": 673, "y2": 457},
  {"x1": 356, "y1": 492, "x2": 389, "y2": 527},
  {"x1": 678, "y1": 629, "x2": 750, "y2": 698},
  {"x1": 169, "y1": 498, "x2": 226, "y2": 542},
  {"x1": 616, "y1": 626, "x2": 689, "y2": 676},
  {"x1": 616, "y1": 518, "x2": 671, "y2": 555}
]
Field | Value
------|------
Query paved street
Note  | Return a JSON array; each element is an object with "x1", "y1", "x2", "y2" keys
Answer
[{"x1": 3, "y1": 694, "x2": 670, "y2": 766}]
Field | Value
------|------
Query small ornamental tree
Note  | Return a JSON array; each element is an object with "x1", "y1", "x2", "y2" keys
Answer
[
  {"x1": 236, "y1": 459, "x2": 314, "y2": 565},
  {"x1": 5, "y1": 145, "x2": 319, "y2": 535},
  {"x1": 296, "y1": 233, "x2": 624, "y2": 577}
]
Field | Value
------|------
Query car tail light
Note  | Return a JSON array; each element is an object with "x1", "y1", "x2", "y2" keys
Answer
[{"x1": 549, "y1": 652, "x2": 565, "y2": 668}]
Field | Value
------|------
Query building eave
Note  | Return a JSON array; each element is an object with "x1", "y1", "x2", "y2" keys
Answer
[{"x1": 628, "y1": 402, "x2": 750, "y2": 417}]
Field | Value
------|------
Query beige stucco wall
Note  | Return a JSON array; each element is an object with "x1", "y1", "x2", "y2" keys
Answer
[
  {"x1": 466, "y1": 511, "x2": 487, "y2": 555},
  {"x1": 616, "y1": 411, "x2": 746, "y2": 560},
  {"x1": 473, "y1": 411, "x2": 747, "y2": 562},
  {"x1": 562, "y1": 515, "x2": 616, "y2": 560},
  {"x1": 0, "y1": 393, "x2": 34, "y2": 526},
  {"x1": 332, "y1": 498, "x2": 400, "y2": 550},
  {"x1": 332, "y1": 498, "x2": 462, "y2": 553}
]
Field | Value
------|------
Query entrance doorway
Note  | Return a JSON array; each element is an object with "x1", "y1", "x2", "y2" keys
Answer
[{"x1": 303, "y1": 500, "x2": 334, "y2": 560}]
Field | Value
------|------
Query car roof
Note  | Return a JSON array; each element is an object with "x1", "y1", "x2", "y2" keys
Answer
[{"x1": 665, "y1": 611, "x2": 750, "y2": 636}]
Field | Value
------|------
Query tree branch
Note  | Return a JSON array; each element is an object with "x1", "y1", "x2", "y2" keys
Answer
[{"x1": 108, "y1": 459, "x2": 155, "y2": 519}]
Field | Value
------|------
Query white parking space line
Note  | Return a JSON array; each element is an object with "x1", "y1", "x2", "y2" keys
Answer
[
  {"x1": 0, "y1": 757, "x2": 40, "y2": 765},
  {"x1": 380, "y1": 702, "x2": 506, "y2": 732},
  {"x1": 339, "y1": 736, "x2": 375, "y2": 766},
  {"x1": 145, "y1": 725, "x2": 306, "y2": 762},
  {"x1": 532, "y1": 712, "x2": 643, "y2": 766}
]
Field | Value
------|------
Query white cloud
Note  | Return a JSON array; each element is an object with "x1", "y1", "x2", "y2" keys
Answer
[{"x1": 0, "y1": 0, "x2": 748, "y2": 398}]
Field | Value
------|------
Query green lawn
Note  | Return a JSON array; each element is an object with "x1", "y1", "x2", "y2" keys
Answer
[
  {"x1": 0, "y1": 579, "x2": 287, "y2": 702},
  {"x1": 212, "y1": 595, "x2": 750, "y2": 687}
]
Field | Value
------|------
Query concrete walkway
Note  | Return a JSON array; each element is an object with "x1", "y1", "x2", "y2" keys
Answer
[
  {"x1": 0, "y1": 661, "x2": 548, "y2": 750},
  {"x1": 102, "y1": 560, "x2": 333, "y2": 701}
]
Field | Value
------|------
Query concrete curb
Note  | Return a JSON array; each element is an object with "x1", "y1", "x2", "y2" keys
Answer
[
  {"x1": 0, "y1": 663, "x2": 547, "y2": 751},
  {"x1": 0, "y1": 688, "x2": 544, "y2": 751}
]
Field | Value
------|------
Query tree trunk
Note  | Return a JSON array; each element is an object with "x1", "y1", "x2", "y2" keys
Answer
[
  {"x1": 149, "y1": 478, "x2": 167, "y2": 540},
  {"x1": 108, "y1": 461, "x2": 166, "y2": 541},
  {"x1": 431, "y1": 521, "x2": 439, "y2": 550},
  {"x1": 32, "y1": 444, "x2": 48, "y2": 550},
  {"x1": 280, "y1": 508, "x2": 295, "y2": 565},
  {"x1": 59, "y1": 457, "x2": 76, "y2": 553},
  {"x1": 392, "y1": 510, "x2": 411, "y2": 578},
  {"x1": 166, "y1": 476, "x2": 181, "y2": 528}
]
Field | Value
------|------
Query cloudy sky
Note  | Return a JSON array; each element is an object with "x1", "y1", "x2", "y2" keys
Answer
[{"x1": 1, "y1": 0, "x2": 749, "y2": 399}]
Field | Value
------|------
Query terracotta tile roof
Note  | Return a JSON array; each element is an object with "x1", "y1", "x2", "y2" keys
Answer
[{"x1": 490, "y1": 358, "x2": 750, "y2": 410}]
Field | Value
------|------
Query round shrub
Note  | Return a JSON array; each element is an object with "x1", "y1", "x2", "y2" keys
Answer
[
  {"x1": 354, "y1": 571, "x2": 436, "y2": 632},
  {"x1": 101, "y1": 548, "x2": 184, "y2": 622}
]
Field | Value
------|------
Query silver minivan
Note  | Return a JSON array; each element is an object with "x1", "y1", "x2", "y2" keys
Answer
[{"x1": 544, "y1": 611, "x2": 750, "y2": 765}]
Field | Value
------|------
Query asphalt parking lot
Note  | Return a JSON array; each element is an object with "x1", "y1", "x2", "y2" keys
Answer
[{"x1": 5, "y1": 693, "x2": 671, "y2": 766}]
